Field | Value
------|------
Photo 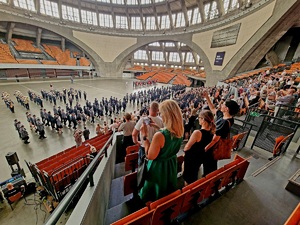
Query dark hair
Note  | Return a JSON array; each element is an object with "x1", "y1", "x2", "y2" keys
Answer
[{"x1": 225, "y1": 100, "x2": 240, "y2": 116}]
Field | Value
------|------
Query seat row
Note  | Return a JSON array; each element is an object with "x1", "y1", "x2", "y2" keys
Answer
[
  {"x1": 36, "y1": 132, "x2": 112, "y2": 171},
  {"x1": 284, "y1": 203, "x2": 300, "y2": 225},
  {"x1": 112, "y1": 154, "x2": 250, "y2": 225}
]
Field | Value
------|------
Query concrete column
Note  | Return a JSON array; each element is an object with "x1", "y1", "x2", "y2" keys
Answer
[
  {"x1": 35, "y1": 0, "x2": 40, "y2": 14},
  {"x1": 36, "y1": 28, "x2": 42, "y2": 47},
  {"x1": 6, "y1": 22, "x2": 15, "y2": 44},
  {"x1": 61, "y1": 37, "x2": 65, "y2": 52}
]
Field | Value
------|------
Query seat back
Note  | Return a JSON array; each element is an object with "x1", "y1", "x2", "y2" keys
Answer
[
  {"x1": 124, "y1": 209, "x2": 155, "y2": 225},
  {"x1": 150, "y1": 192, "x2": 186, "y2": 225},
  {"x1": 181, "y1": 180, "x2": 211, "y2": 213},
  {"x1": 232, "y1": 131, "x2": 248, "y2": 150},
  {"x1": 150, "y1": 190, "x2": 181, "y2": 210},
  {"x1": 284, "y1": 203, "x2": 300, "y2": 225},
  {"x1": 111, "y1": 207, "x2": 149, "y2": 225},
  {"x1": 124, "y1": 172, "x2": 137, "y2": 196},
  {"x1": 125, "y1": 152, "x2": 138, "y2": 172},
  {"x1": 203, "y1": 169, "x2": 228, "y2": 199},
  {"x1": 273, "y1": 133, "x2": 294, "y2": 156},
  {"x1": 126, "y1": 145, "x2": 139, "y2": 155}
]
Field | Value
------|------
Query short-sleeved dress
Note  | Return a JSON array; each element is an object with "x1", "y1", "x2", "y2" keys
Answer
[
  {"x1": 183, "y1": 129, "x2": 213, "y2": 184},
  {"x1": 203, "y1": 110, "x2": 234, "y2": 176},
  {"x1": 139, "y1": 129, "x2": 183, "y2": 202}
]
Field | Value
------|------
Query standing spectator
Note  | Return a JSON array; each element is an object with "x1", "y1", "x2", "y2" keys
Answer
[
  {"x1": 183, "y1": 110, "x2": 215, "y2": 185},
  {"x1": 73, "y1": 129, "x2": 83, "y2": 147},
  {"x1": 139, "y1": 99, "x2": 183, "y2": 202},
  {"x1": 83, "y1": 127, "x2": 90, "y2": 141},
  {"x1": 96, "y1": 123, "x2": 102, "y2": 136},
  {"x1": 132, "y1": 101, "x2": 164, "y2": 166},
  {"x1": 117, "y1": 113, "x2": 136, "y2": 163},
  {"x1": 203, "y1": 90, "x2": 240, "y2": 176}
]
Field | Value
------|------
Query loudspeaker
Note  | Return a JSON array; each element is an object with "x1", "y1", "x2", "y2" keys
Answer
[{"x1": 5, "y1": 152, "x2": 19, "y2": 165}]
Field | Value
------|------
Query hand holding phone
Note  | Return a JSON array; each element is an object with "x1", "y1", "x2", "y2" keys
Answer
[{"x1": 144, "y1": 117, "x2": 150, "y2": 125}]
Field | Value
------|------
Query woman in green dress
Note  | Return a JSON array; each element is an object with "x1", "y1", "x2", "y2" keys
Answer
[{"x1": 139, "y1": 99, "x2": 184, "y2": 203}]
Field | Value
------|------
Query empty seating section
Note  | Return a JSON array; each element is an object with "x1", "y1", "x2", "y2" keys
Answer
[
  {"x1": 41, "y1": 60, "x2": 59, "y2": 65},
  {"x1": 136, "y1": 71, "x2": 157, "y2": 80},
  {"x1": 0, "y1": 43, "x2": 18, "y2": 63},
  {"x1": 173, "y1": 73, "x2": 192, "y2": 86},
  {"x1": 34, "y1": 132, "x2": 112, "y2": 199},
  {"x1": 152, "y1": 72, "x2": 175, "y2": 83},
  {"x1": 113, "y1": 154, "x2": 250, "y2": 225},
  {"x1": 79, "y1": 57, "x2": 91, "y2": 66},
  {"x1": 44, "y1": 45, "x2": 76, "y2": 66},
  {"x1": 13, "y1": 38, "x2": 42, "y2": 53},
  {"x1": 16, "y1": 59, "x2": 38, "y2": 64}
]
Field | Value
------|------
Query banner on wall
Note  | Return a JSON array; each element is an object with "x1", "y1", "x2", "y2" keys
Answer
[{"x1": 214, "y1": 51, "x2": 226, "y2": 66}]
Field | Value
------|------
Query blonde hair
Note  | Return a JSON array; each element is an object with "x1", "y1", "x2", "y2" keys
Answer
[
  {"x1": 199, "y1": 110, "x2": 216, "y2": 134},
  {"x1": 159, "y1": 99, "x2": 184, "y2": 138}
]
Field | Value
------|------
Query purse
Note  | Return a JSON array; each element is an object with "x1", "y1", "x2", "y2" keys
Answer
[
  {"x1": 137, "y1": 156, "x2": 148, "y2": 189},
  {"x1": 212, "y1": 120, "x2": 233, "y2": 160}
]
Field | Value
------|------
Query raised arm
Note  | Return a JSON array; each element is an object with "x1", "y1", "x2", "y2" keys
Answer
[{"x1": 203, "y1": 90, "x2": 217, "y2": 115}]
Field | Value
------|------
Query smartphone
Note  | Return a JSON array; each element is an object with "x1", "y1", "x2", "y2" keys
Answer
[{"x1": 144, "y1": 117, "x2": 150, "y2": 125}]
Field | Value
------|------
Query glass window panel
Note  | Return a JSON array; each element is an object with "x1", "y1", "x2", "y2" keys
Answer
[
  {"x1": 185, "y1": 52, "x2": 194, "y2": 63},
  {"x1": 112, "y1": 0, "x2": 124, "y2": 4},
  {"x1": 99, "y1": 13, "x2": 113, "y2": 28},
  {"x1": 160, "y1": 15, "x2": 170, "y2": 29},
  {"x1": 165, "y1": 42, "x2": 175, "y2": 47},
  {"x1": 27, "y1": 0, "x2": 35, "y2": 11},
  {"x1": 97, "y1": 0, "x2": 110, "y2": 2},
  {"x1": 0, "y1": 0, "x2": 8, "y2": 3},
  {"x1": 192, "y1": 7, "x2": 201, "y2": 24},
  {"x1": 140, "y1": 0, "x2": 151, "y2": 4},
  {"x1": 127, "y1": 0, "x2": 138, "y2": 5},
  {"x1": 51, "y1": 2, "x2": 59, "y2": 17},
  {"x1": 187, "y1": 9, "x2": 192, "y2": 24},
  {"x1": 169, "y1": 52, "x2": 180, "y2": 62},
  {"x1": 81, "y1": 10, "x2": 98, "y2": 25},
  {"x1": 172, "y1": 13, "x2": 176, "y2": 26},
  {"x1": 223, "y1": 0, "x2": 230, "y2": 13},
  {"x1": 116, "y1": 15, "x2": 128, "y2": 29},
  {"x1": 231, "y1": 0, "x2": 239, "y2": 8},
  {"x1": 149, "y1": 42, "x2": 160, "y2": 46},
  {"x1": 134, "y1": 50, "x2": 148, "y2": 60},
  {"x1": 62, "y1": 5, "x2": 68, "y2": 20},
  {"x1": 145, "y1": 17, "x2": 156, "y2": 30},
  {"x1": 209, "y1": 1, "x2": 218, "y2": 19},
  {"x1": 152, "y1": 51, "x2": 164, "y2": 61},
  {"x1": 131, "y1": 17, "x2": 142, "y2": 30},
  {"x1": 175, "y1": 12, "x2": 185, "y2": 27}
]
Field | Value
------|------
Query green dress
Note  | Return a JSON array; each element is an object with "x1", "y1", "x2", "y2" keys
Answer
[{"x1": 139, "y1": 129, "x2": 183, "y2": 202}]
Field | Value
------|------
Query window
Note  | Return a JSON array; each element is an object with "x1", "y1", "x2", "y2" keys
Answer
[
  {"x1": 154, "y1": 0, "x2": 164, "y2": 2},
  {"x1": 205, "y1": 1, "x2": 218, "y2": 20},
  {"x1": 152, "y1": 51, "x2": 164, "y2": 61},
  {"x1": 149, "y1": 42, "x2": 160, "y2": 46},
  {"x1": 131, "y1": 17, "x2": 142, "y2": 30},
  {"x1": 165, "y1": 42, "x2": 175, "y2": 47},
  {"x1": 14, "y1": 0, "x2": 35, "y2": 11},
  {"x1": 160, "y1": 15, "x2": 170, "y2": 30},
  {"x1": 134, "y1": 50, "x2": 148, "y2": 60},
  {"x1": 112, "y1": 0, "x2": 124, "y2": 4},
  {"x1": 140, "y1": 0, "x2": 151, "y2": 4},
  {"x1": 191, "y1": 7, "x2": 201, "y2": 24},
  {"x1": 223, "y1": 0, "x2": 230, "y2": 13},
  {"x1": 187, "y1": 9, "x2": 192, "y2": 24},
  {"x1": 175, "y1": 12, "x2": 185, "y2": 28},
  {"x1": 116, "y1": 15, "x2": 128, "y2": 29},
  {"x1": 185, "y1": 52, "x2": 194, "y2": 63},
  {"x1": 145, "y1": 17, "x2": 156, "y2": 30},
  {"x1": 99, "y1": 13, "x2": 113, "y2": 28},
  {"x1": 62, "y1": 5, "x2": 80, "y2": 22},
  {"x1": 0, "y1": 0, "x2": 7, "y2": 3},
  {"x1": 81, "y1": 10, "x2": 98, "y2": 26},
  {"x1": 97, "y1": 0, "x2": 110, "y2": 3},
  {"x1": 127, "y1": 0, "x2": 138, "y2": 5},
  {"x1": 169, "y1": 52, "x2": 180, "y2": 62},
  {"x1": 40, "y1": 0, "x2": 59, "y2": 18}
]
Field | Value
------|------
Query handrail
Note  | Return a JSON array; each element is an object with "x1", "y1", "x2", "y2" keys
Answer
[{"x1": 44, "y1": 132, "x2": 114, "y2": 225}]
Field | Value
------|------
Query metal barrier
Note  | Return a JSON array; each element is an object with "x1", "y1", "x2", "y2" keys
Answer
[
  {"x1": 44, "y1": 133, "x2": 114, "y2": 225},
  {"x1": 251, "y1": 115, "x2": 299, "y2": 153},
  {"x1": 244, "y1": 107, "x2": 269, "y2": 131}
]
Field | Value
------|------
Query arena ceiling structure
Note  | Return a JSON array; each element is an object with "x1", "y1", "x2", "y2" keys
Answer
[{"x1": 0, "y1": 0, "x2": 300, "y2": 85}]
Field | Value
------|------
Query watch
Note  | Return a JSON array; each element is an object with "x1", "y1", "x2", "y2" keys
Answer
[{"x1": 143, "y1": 136, "x2": 148, "y2": 141}]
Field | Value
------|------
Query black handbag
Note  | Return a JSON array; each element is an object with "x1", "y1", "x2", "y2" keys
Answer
[{"x1": 137, "y1": 156, "x2": 148, "y2": 189}]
